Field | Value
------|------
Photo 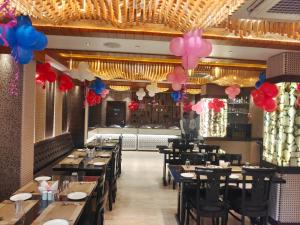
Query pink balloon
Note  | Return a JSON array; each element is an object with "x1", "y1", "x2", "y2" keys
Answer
[
  {"x1": 192, "y1": 99, "x2": 205, "y2": 114},
  {"x1": 198, "y1": 39, "x2": 212, "y2": 57},
  {"x1": 167, "y1": 72, "x2": 175, "y2": 82},
  {"x1": 182, "y1": 55, "x2": 199, "y2": 70},
  {"x1": 169, "y1": 37, "x2": 184, "y2": 56},
  {"x1": 168, "y1": 66, "x2": 187, "y2": 84},
  {"x1": 225, "y1": 85, "x2": 240, "y2": 99},
  {"x1": 184, "y1": 36, "x2": 203, "y2": 56},
  {"x1": 101, "y1": 89, "x2": 110, "y2": 95},
  {"x1": 172, "y1": 83, "x2": 182, "y2": 91}
]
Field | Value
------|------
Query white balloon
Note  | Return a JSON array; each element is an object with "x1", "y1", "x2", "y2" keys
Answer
[
  {"x1": 146, "y1": 83, "x2": 159, "y2": 95},
  {"x1": 136, "y1": 88, "x2": 146, "y2": 100},
  {"x1": 148, "y1": 91, "x2": 156, "y2": 97}
]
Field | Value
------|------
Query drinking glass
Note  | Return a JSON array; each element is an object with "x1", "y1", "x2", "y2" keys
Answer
[
  {"x1": 71, "y1": 172, "x2": 78, "y2": 182},
  {"x1": 15, "y1": 200, "x2": 25, "y2": 222},
  {"x1": 185, "y1": 159, "x2": 191, "y2": 169}
]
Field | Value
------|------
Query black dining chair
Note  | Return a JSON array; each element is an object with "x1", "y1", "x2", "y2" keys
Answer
[
  {"x1": 94, "y1": 174, "x2": 107, "y2": 225},
  {"x1": 185, "y1": 167, "x2": 232, "y2": 225},
  {"x1": 228, "y1": 167, "x2": 276, "y2": 225},
  {"x1": 106, "y1": 149, "x2": 118, "y2": 211}
]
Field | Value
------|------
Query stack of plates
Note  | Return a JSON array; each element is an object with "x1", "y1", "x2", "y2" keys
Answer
[
  {"x1": 43, "y1": 219, "x2": 69, "y2": 225},
  {"x1": 180, "y1": 173, "x2": 194, "y2": 178},
  {"x1": 35, "y1": 176, "x2": 51, "y2": 182}
]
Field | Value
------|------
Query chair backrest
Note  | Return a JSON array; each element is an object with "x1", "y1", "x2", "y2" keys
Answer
[
  {"x1": 181, "y1": 152, "x2": 206, "y2": 165},
  {"x1": 219, "y1": 154, "x2": 242, "y2": 166},
  {"x1": 195, "y1": 167, "x2": 232, "y2": 206},
  {"x1": 241, "y1": 167, "x2": 276, "y2": 210},
  {"x1": 198, "y1": 144, "x2": 220, "y2": 153}
]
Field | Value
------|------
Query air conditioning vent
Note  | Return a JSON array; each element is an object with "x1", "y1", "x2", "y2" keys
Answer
[
  {"x1": 232, "y1": 0, "x2": 300, "y2": 22},
  {"x1": 268, "y1": 0, "x2": 300, "y2": 14}
]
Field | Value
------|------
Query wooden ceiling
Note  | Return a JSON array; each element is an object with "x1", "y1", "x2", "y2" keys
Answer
[{"x1": 9, "y1": 0, "x2": 300, "y2": 88}]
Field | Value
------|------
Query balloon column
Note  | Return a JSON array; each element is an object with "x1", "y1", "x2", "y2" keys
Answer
[
  {"x1": 128, "y1": 101, "x2": 139, "y2": 111},
  {"x1": 0, "y1": 15, "x2": 48, "y2": 64},
  {"x1": 167, "y1": 66, "x2": 188, "y2": 91},
  {"x1": 225, "y1": 85, "x2": 241, "y2": 100},
  {"x1": 208, "y1": 98, "x2": 225, "y2": 113},
  {"x1": 251, "y1": 82, "x2": 278, "y2": 112},
  {"x1": 255, "y1": 72, "x2": 266, "y2": 89},
  {"x1": 86, "y1": 89, "x2": 101, "y2": 106},
  {"x1": 35, "y1": 63, "x2": 57, "y2": 88},
  {"x1": 169, "y1": 29, "x2": 212, "y2": 70},
  {"x1": 136, "y1": 88, "x2": 146, "y2": 101},
  {"x1": 59, "y1": 74, "x2": 74, "y2": 92},
  {"x1": 183, "y1": 102, "x2": 193, "y2": 112}
]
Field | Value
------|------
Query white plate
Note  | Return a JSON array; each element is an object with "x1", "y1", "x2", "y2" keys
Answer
[
  {"x1": 43, "y1": 219, "x2": 69, "y2": 225},
  {"x1": 35, "y1": 176, "x2": 51, "y2": 182},
  {"x1": 77, "y1": 149, "x2": 85, "y2": 152},
  {"x1": 229, "y1": 174, "x2": 240, "y2": 179},
  {"x1": 67, "y1": 192, "x2": 87, "y2": 200},
  {"x1": 10, "y1": 193, "x2": 32, "y2": 201},
  {"x1": 181, "y1": 173, "x2": 195, "y2": 178},
  {"x1": 67, "y1": 154, "x2": 75, "y2": 158},
  {"x1": 93, "y1": 162, "x2": 106, "y2": 166},
  {"x1": 99, "y1": 154, "x2": 110, "y2": 158}
]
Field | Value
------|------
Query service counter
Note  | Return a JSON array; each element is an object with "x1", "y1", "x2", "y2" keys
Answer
[{"x1": 87, "y1": 127, "x2": 180, "y2": 151}]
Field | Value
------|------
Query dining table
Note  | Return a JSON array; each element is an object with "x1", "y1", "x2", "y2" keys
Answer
[
  {"x1": 52, "y1": 149, "x2": 112, "y2": 174},
  {"x1": 0, "y1": 200, "x2": 39, "y2": 225},
  {"x1": 169, "y1": 164, "x2": 286, "y2": 225},
  {"x1": 4, "y1": 175, "x2": 101, "y2": 225}
]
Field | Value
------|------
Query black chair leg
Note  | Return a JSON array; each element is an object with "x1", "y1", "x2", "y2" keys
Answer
[
  {"x1": 216, "y1": 217, "x2": 220, "y2": 225},
  {"x1": 168, "y1": 171, "x2": 171, "y2": 184},
  {"x1": 172, "y1": 180, "x2": 176, "y2": 189},
  {"x1": 212, "y1": 218, "x2": 216, "y2": 225},
  {"x1": 109, "y1": 191, "x2": 113, "y2": 211},
  {"x1": 241, "y1": 215, "x2": 245, "y2": 225}
]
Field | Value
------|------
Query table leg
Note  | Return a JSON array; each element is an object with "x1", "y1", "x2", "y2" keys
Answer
[
  {"x1": 179, "y1": 183, "x2": 186, "y2": 225},
  {"x1": 163, "y1": 153, "x2": 167, "y2": 186}
]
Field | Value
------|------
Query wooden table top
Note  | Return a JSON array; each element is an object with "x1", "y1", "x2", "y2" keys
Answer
[
  {"x1": 14, "y1": 181, "x2": 56, "y2": 196},
  {"x1": 60, "y1": 181, "x2": 97, "y2": 197},
  {"x1": 181, "y1": 165, "x2": 242, "y2": 173},
  {"x1": 31, "y1": 201, "x2": 84, "y2": 225},
  {"x1": 0, "y1": 200, "x2": 39, "y2": 225}
]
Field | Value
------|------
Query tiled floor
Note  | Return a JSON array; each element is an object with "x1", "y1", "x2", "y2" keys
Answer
[{"x1": 104, "y1": 151, "x2": 244, "y2": 225}]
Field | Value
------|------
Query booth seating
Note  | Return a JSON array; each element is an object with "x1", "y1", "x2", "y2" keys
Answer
[{"x1": 34, "y1": 133, "x2": 74, "y2": 175}]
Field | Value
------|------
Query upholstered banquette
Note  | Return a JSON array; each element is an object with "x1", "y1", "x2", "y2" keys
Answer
[{"x1": 34, "y1": 133, "x2": 74, "y2": 174}]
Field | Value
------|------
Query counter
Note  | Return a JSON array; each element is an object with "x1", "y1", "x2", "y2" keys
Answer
[{"x1": 87, "y1": 127, "x2": 180, "y2": 151}]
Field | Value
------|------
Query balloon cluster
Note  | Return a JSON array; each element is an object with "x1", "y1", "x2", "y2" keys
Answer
[
  {"x1": 208, "y1": 98, "x2": 225, "y2": 113},
  {"x1": 183, "y1": 102, "x2": 193, "y2": 112},
  {"x1": 225, "y1": 84, "x2": 241, "y2": 100},
  {"x1": 167, "y1": 66, "x2": 188, "y2": 91},
  {"x1": 171, "y1": 91, "x2": 182, "y2": 102},
  {"x1": 255, "y1": 72, "x2": 266, "y2": 89},
  {"x1": 1, "y1": 15, "x2": 48, "y2": 64},
  {"x1": 192, "y1": 99, "x2": 205, "y2": 115},
  {"x1": 86, "y1": 89, "x2": 102, "y2": 106},
  {"x1": 128, "y1": 101, "x2": 139, "y2": 111},
  {"x1": 59, "y1": 74, "x2": 74, "y2": 92},
  {"x1": 35, "y1": 63, "x2": 56, "y2": 88},
  {"x1": 169, "y1": 29, "x2": 212, "y2": 70},
  {"x1": 68, "y1": 62, "x2": 95, "y2": 81},
  {"x1": 146, "y1": 83, "x2": 159, "y2": 97},
  {"x1": 251, "y1": 82, "x2": 278, "y2": 112},
  {"x1": 136, "y1": 88, "x2": 146, "y2": 101},
  {"x1": 90, "y1": 78, "x2": 106, "y2": 95}
]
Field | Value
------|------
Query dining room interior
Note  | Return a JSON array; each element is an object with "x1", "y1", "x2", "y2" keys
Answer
[{"x1": 0, "y1": 0, "x2": 300, "y2": 225}]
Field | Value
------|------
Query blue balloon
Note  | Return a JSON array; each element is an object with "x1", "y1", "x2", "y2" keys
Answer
[
  {"x1": 16, "y1": 15, "x2": 32, "y2": 27},
  {"x1": 0, "y1": 27, "x2": 16, "y2": 47},
  {"x1": 259, "y1": 72, "x2": 266, "y2": 82},
  {"x1": 32, "y1": 32, "x2": 48, "y2": 50},
  {"x1": 16, "y1": 25, "x2": 39, "y2": 48},
  {"x1": 255, "y1": 80, "x2": 262, "y2": 89},
  {"x1": 91, "y1": 78, "x2": 106, "y2": 94},
  {"x1": 171, "y1": 91, "x2": 181, "y2": 102},
  {"x1": 12, "y1": 46, "x2": 33, "y2": 64}
]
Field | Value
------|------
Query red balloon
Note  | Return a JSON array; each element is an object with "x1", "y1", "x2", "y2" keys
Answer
[
  {"x1": 252, "y1": 89, "x2": 266, "y2": 107},
  {"x1": 86, "y1": 90, "x2": 101, "y2": 106},
  {"x1": 263, "y1": 98, "x2": 277, "y2": 112},
  {"x1": 260, "y1": 82, "x2": 278, "y2": 98},
  {"x1": 59, "y1": 74, "x2": 74, "y2": 92}
]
